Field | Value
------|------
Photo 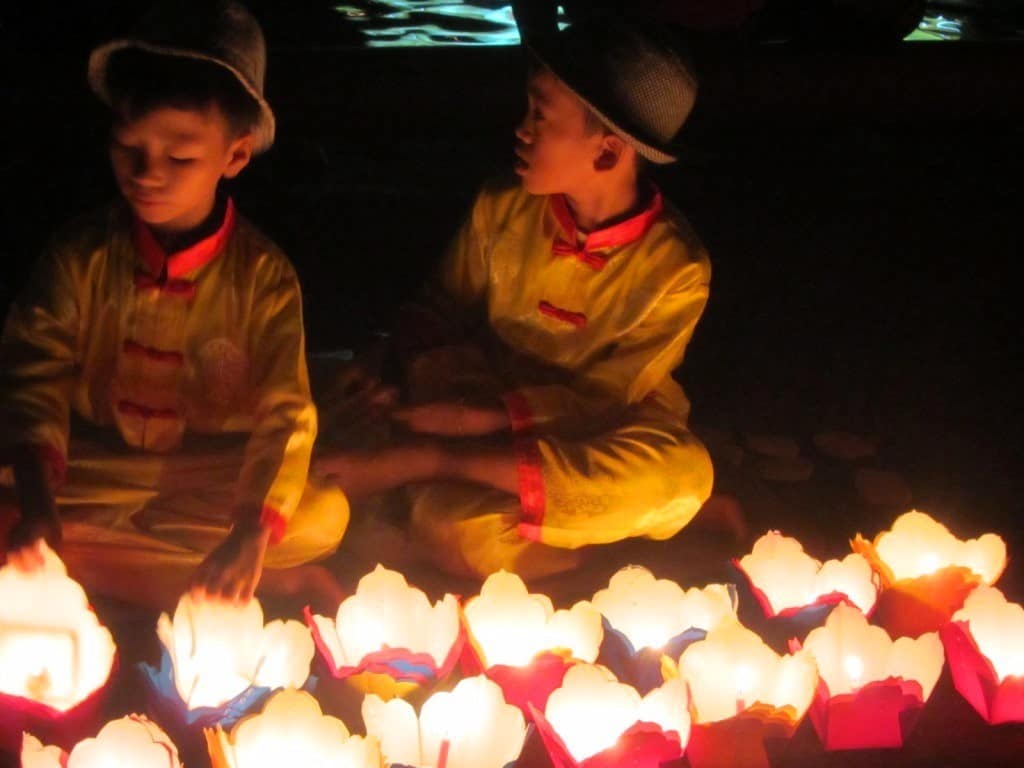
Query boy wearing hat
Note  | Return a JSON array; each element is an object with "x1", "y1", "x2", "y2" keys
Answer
[
  {"x1": 318, "y1": 18, "x2": 714, "y2": 578},
  {"x1": 0, "y1": 1, "x2": 347, "y2": 607}
]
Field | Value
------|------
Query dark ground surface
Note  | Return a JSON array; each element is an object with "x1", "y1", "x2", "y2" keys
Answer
[{"x1": 1, "y1": 5, "x2": 1023, "y2": 767}]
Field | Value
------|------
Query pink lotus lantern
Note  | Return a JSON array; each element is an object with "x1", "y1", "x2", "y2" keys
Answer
[
  {"x1": 0, "y1": 543, "x2": 116, "y2": 754},
  {"x1": 461, "y1": 571, "x2": 602, "y2": 715},
  {"x1": 530, "y1": 663, "x2": 689, "y2": 768},
  {"x1": 363, "y1": 675, "x2": 527, "y2": 768},
  {"x1": 307, "y1": 565, "x2": 463, "y2": 698},
  {"x1": 797, "y1": 603, "x2": 944, "y2": 750},
  {"x1": 853, "y1": 510, "x2": 1007, "y2": 638},
  {"x1": 206, "y1": 688, "x2": 382, "y2": 768},
  {"x1": 140, "y1": 593, "x2": 314, "y2": 737},
  {"x1": 674, "y1": 621, "x2": 817, "y2": 768},
  {"x1": 22, "y1": 715, "x2": 181, "y2": 768},
  {"x1": 940, "y1": 586, "x2": 1024, "y2": 724},
  {"x1": 591, "y1": 566, "x2": 737, "y2": 694},
  {"x1": 734, "y1": 532, "x2": 878, "y2": 620}
]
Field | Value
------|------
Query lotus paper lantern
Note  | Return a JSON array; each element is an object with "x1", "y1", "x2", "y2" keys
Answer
[
  {"x1": 22, "y1": 715, "x2": 181, "y2": 768},
  {"x1": 940, "y1": 586, "x2": 1024, "y2": 723},
  {"x1": 206, "y1": 687, "x2": 381, "y2": 768},
  {"x1": 674, "y1": 621, "x2": 817, "y2": 768},
  {"x1": 462, "y1": 570, "x2": 601, "y2": 714},
  {"x1": 591, "y1": 566, "x2": 737, "y2": 693},
  {"x1": 0, "y1": 543, "x2": 116, "y2": 753},
  {"x1": 363, "y1": 675, "x2": 526, "y2": 768},
  {"x1": 853, "y1": 510, "x2": 1007, "y2": 637},
  {"x1": 797, "y1": 603, "x2": 944, "y2": 749},
  {"x1": 140, "y1": 593, "x2": 314, "y2": 735},
  {"x1": 734, "y1": 532, "x2": 878, "y2": 620},
  {"x1": 307, "y1": 565, "x2": 462, "y2": 698}
]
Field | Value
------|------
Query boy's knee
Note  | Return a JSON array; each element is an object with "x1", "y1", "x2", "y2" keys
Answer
[{"x1": 268, "y1": 485, "x2": 350, "y2": 567}]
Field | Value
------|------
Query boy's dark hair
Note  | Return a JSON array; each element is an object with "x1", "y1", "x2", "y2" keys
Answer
[{"x1": 104, "y1": 48, "x2": 261, "y2": 137}]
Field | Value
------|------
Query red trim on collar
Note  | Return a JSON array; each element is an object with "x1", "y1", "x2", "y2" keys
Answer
[
  {"x1": 549, "y1": 187, "x2": 663, "y2": 267},
  {"x1": 133, "y1": 198, "x2": 237, "y2": 279}
]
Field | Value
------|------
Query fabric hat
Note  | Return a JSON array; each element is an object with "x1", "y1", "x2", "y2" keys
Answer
[
  {"x1": 88, "y1": 0, "x2": 275, "y2": 153},
  {"x1": 528, "y1": 18, "x2": 697, "y2": 164}
]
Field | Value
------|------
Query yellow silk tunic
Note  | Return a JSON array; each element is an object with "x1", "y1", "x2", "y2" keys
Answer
[
  {"x1": 0, "y1": 200, "x2": 347, "y2": 601},
  {"x1": 406, "y1": 176, "x2": 714, "y2": 571}
]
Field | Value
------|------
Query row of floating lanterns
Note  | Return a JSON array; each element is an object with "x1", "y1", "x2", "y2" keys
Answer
[{"x1": 0, "y1": 509, "x2": 1019, "y2": 768}]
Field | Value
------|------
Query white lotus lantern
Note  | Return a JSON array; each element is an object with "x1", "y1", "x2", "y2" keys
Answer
[
  {"x1": 734, "y1": 532, "x2": 878, "y2": 618},
  {"x1": 307, "y1": 565, "x2": 462, "y2": 698},
  {"x1": 22, "y1": 715, "x2": 181, "y2": 768},
  {"x1": 151, "y1": 593, "x2": 313, "y2": 711},
  {"x1": 799, "y1": 603, "x2": 944, "y2": 749},
  {"x1": 853, "y1": 510, "x2": 1007, "y2": 637},
  {"x1": 674, "y1": 622, "x2": 817, "y2": 768},
  {"x1": 531, "y1": 664, "x2": 689, "y2": 768},
  {"x1": 0, "y1": 543, "x2": 115, "y2": 754},
  {"x1": 207, "y1": 688, "x2": 381, "y2": 768},
  {"x1": 942, "y1": 586, "x2": 1024, "y2": 723},
  {"x1": 363, "y1": 675, "x2": 526, "y2": 768}
]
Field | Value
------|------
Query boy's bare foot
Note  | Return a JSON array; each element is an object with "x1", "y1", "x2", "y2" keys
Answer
[
  {"x1": 691, "y1": 493, "x2": 749, "y2": 544},
  {"x1": 259, "y1": 565, "x2": 345, "y2": 616}
]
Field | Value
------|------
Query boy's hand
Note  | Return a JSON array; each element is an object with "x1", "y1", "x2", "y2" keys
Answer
[
  {"x1": 315, "y1": 440, "x2": 443, "y2": 500},
  {"x1": 190, "y1": 520, "x2": 270, "y2": 605},
  {"x1": 5, "y1": 512, "x2": 61, "y2": 571},
  {"x1": 393, "y1": 401, "x2": 509, "y2": 436}
]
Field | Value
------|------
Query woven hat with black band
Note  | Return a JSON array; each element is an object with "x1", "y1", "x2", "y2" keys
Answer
[
  {"x1": 528, "y1": 18, "x2": 698, "y2": 165},
  {"x1": 88, "y1": 0, "x2": 275, "y2": 154}
]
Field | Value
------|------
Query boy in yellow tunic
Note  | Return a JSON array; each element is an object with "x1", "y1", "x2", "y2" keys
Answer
[
  {"x1": 317, "y1": 18, "x2": 713, "y2": 579},
  {"x1": 0, "y1": 1, "x2": 347, "y2": 607}
]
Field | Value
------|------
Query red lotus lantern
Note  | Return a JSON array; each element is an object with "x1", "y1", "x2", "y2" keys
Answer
[
  {"x1": 853, "y1": 510, "x2": 1006, "y2": 638},
  {"x1": 797, "y1": 603, "x2": 944, "y2": 749},
  {"x1": 941, "y1": 586, "x2": 1024, "y2": 724}
]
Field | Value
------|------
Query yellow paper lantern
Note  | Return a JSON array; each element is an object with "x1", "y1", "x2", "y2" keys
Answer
[
  {"x1": 676, "y1": 622, "x2": 817, "y2": 724},
  {"x1": 540, "y1": 664, "x2": 690, "y2": 763},
  {"x1": 363, "y1": 675, "x2": 527, "y2": 768},
  {"x1": 157, "y1": 594, "x2": 313, "y2": 710},
  {"x1": 803, "y1": 604, "x2": 944, "y2": 699},
  {"x1": 207, "y1": 688, "x2": 381, "y2": 768},
  {"x1": 0, "y1": 542, "x2": 115, "y2": 711},
  {"x1": 952, "y1": 586, "x2": 1024, "y2": 682},
  {"x1": 22, "y1": 715, "x2": 181, "y2": 768},
  {"x1": 736, "y1": 532, "x2": 878, "y2": 617},
  {"x1": 592, "y1": 566, "x2": 737, "y2": 652},
  {"x1": 464, "y1": 570, "x2": 602, "y2": 667}
]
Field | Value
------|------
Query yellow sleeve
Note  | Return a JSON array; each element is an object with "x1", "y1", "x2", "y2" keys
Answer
[
  {"x1": 234, "y1": 258, "x2": 317, "y2": 542},
  {"x1": 504, "y1": 255, "x2": 711, "y2": 433},
  {"x1": 514, "y1": 399, "x2": 714, "y2": 549},
  {"x1": 0, "y1": 244, "x2": 80, "y2": 482}
]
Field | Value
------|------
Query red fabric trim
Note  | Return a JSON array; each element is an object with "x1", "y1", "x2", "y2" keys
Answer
[
  {"x1": 258, "y1": 505, "x2": 287, "y2": 545},
  {"x1": 502, "y1": 391, "x2": 535, "y2": 433},
  {"x1": 133, "y1": 270, "x2": 197, "y2": 299},
  {"x1": 122, "y1": 340, "x2": 184, "y2": 367},
  {"x1": 514, "y1": 437, "x2": 545, "y2": 531},
  {"x1": 538, "y1": 301, "x2": 587, "y2": 328},
  {"x1": 549, "y1": 188, "x2": 663, "y2": 270},
  {"x1": 132, "y1": 198, "x2": 236, "y2": 280},
  {"x1": 116, "y1": 400, "x2": 178, "y2": 420}
]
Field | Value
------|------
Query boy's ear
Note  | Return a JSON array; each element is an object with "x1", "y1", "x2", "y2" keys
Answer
[
  {"x1": 222, "y1": 133, "x2": 255, "y2": 179},
  {"x1": 594, "y1": 133, "x2": 627, "y2": 172}
]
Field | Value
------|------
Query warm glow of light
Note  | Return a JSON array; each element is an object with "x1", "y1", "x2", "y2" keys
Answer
[
  {"x1": 463, "y1": 571, "x2": 602, "y2": 667},
  {"x1": 591, "y1": 566, "x2": 737, "y2": 651},
  {"x1": 738, "y1": 532, "x2": 878, "y2": 615},
  {"x1": 872, "y1": 510, "x2": 1006, "y2": 583},
  {"x1": 803, "y1": 604, "x2": 944, "y2": 698},
  {"x1": 312, "y1": 565, "x2": 460, "y2": 670},
  {"x1": 676, "y1": 622, "x2": 817, "y2": 724},
  {"x1": 954, "y1": 586, "x2": 1024, "y2": 681},
  {"x1": 157, "y1": 594, "x2": 313, "y2": 710},
  {"x1": 23, "y1": 716, "x2": 181, "y2": 768},
  {"x1": 210, "y1": 688, "x2": 380, "y2": 768},
  {"x1": 363, "y1": 675, "x2": 527, "y2": 768},
  {"x1": 0, "y1": 542, "x2": 115, "y2": 711},
  {"x1": 544, "y1": 664, "x2": 690, "y2": 762}
]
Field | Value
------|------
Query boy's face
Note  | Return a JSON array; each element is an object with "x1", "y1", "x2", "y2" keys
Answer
[
  {"x1": 110, "y1": 104, "x2": 253, "y2": 234},
  {"x1": 514, "y1": 68, "x2": 607, "y2": 196}
]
